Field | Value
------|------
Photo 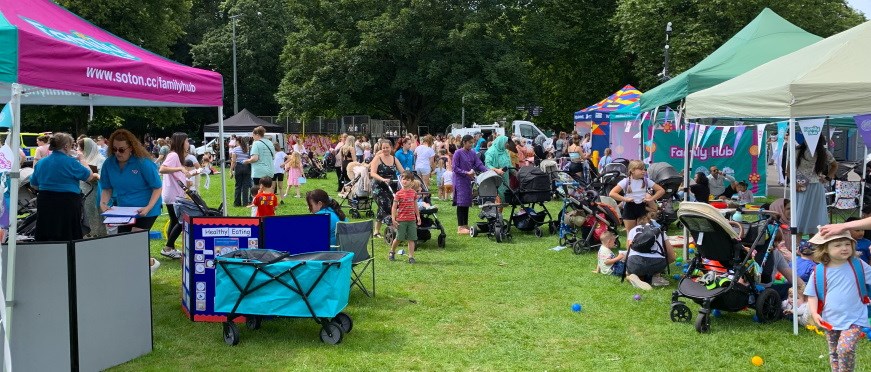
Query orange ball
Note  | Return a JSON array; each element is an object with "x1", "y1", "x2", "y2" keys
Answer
[
  {"x1": 689, "y1": 243, "x2": 697, "y2": 249},
  {"x1": 751, "y1": 356, "x2": 764, "y2": 366}
]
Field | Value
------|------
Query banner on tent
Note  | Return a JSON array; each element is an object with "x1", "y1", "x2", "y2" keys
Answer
[{"x1": 645, "y1": 126, "x2": 767, "y2": 195}]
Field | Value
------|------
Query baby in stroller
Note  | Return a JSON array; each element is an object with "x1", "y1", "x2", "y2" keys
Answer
[
  {"x1": 338, "y1": 161, "x2": 374, "y2": 219},
  {"x1": 470, "y1": 170, "x2": 510, "y2": 242},
  {"x1": 669, "y1": 202, "x2": 783, "y2": 333}
]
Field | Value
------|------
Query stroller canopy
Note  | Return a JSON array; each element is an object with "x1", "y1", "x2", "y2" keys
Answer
[
  {"x1": 677, "y1": 202, "x2": 739, "y2": 240},
  {"x1": 476, "y1": 170, "x2": 503, "y2": 198},
  {"x1": 648, "y1": 162, "x2": 682, "y2": 185}
]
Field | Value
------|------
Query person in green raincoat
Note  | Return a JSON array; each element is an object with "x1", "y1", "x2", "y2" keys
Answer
[{"x1": 484, "y1": 135, "x2": 511, "y2": 201}]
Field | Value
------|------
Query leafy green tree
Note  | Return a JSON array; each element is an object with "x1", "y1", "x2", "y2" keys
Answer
[
  {"x1": 611, "y1": 0, "x2": 865, "y2": 90},
  {"x1": 190, "y1": 0, "x2": 292, "y2": 117},
  {"x1": 277, "y1": 0, "x2": 533, "y2": 134}
]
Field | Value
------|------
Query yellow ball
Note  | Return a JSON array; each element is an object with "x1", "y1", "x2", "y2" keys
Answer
[{"x1": 751, "y1": 356, "x2": 764, "y2": 366}]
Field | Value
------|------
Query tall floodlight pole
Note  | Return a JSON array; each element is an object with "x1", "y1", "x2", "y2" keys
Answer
[
  {"x1": 462, "y1": 95, "x2": 466, "y2": 127},
  {"x1": 661, "y1": 22, "x2": 673, "y2": 81},
  {"x1": 230, "y1": 13, "x2": 242, "y2": 115}
]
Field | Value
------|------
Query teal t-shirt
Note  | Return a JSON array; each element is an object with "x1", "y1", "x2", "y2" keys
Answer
[
  {"x1": 30, "y1": 152, "x2": 92, "y2": 193},
  {"x1": 100, "y1": 156, "x2": 163, "y2": 217},
  {"x1": 250, "y1": 138, "x2": 275, "y2": 179}
]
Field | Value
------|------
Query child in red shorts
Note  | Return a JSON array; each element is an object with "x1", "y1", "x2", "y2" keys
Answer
[{"x1": 390, "y1": 171, "x2": 421, "y2": 263}]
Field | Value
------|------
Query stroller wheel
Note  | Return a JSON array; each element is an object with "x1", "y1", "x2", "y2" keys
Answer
[
  {"x1": 549, "y1": 221, "x2": 556, "y2": 235},
  {"x1": 351, "y1": 210, "x2": 361, "y2": 219},
  {"x1": 669, "y1": 302, "x2": 691, "y2": 323},
  {"x1": 223, "y1": 322, "x2": 241, "y2": 346},
  {"x1": 366, "y1": 211, "x2": 374, "y2": 218},
  {"x1": 470, "y1": 226, "x2": 478, "y2": 237},
  {"x1": 534, "y1": 227, "x2": 543, "y2": 238},
  {"x1": 694, "y1": 313, "x2": 711, "y2": 333},
  {"x1": 755, "y1": 288, "x2": 782, "y2": 323},
  {"x1": 384, "y1": 227, "x2": 396, "y2": 245},
  {"x1": 494, "y1": 227, "x2": 503, "y2": 243},
  {"x1": 320, "y1": 322, "x2": 344, "y2": 345},
  {"x1": 333, "y1": 312, "x2": 353, "y2": 334},
  {"x1": 437, "y1": 234, "x2": 446, "y2": 248},
  {"x1": 245, "y1": 316, "x2": 262, "y2": 330},
  {"x1": 572, "y1": 240, "x2": 590, "y2": 255}
]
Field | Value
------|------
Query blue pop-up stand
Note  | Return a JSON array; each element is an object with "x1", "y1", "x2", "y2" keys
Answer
[{"x1": 181, "y1": 214, "x2": 330, "y2": 322}]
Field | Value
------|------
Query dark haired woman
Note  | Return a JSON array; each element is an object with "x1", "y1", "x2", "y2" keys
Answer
[
  {"x1": 158, "y1": 132, "x2": 191, "y2": 259},
  {"x1": 230, "y1": 137, "x2": 251, "y2": 206},
  {"x1": 30, "y1": 132, "x2": 99, "y2": 241},
  {"x1": 783, "y1": 133, "x2": 837, "y2": 236},
  {"x1": 689, "y1": 172, "x2": 710, "y2": 203},
  {"x1": 306, "y1": 189, "x2": 347, "y2": 246}
]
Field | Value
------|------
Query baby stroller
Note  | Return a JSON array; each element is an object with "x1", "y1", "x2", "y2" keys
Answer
[
  {"x1": 470, "y1": 170, "x2": 511, "y2": 242},
  {"x1": 670, "y1": 202, "x2": 782, "y2": 333},
  {"x1": 553, "y1": 171, "x2": 621, "y2": 254},
  {"x1": 599, "y1": 159, "x2": 629, "y2": 195},
  {"x1": 175, "y1": 179, "x2": 224, "y2": 218},
  {"x1": 647, "y1": 162, "x2": 683, "y2": 228},
  {"x1": 304, "y1": 153, "x2": 328, "y2": 179},
  {"x1": 506, "y1": 166, "x2": 555, "y2": 237},
  {"x1": 339, "y1": 163, "x2": 374, "y2": 219},
  {"x1": 411, "y1": 172, "x2": 447, "y2": 248}
]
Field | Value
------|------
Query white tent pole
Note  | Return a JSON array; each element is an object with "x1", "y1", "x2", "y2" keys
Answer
[
  {"x1": 788, "y1": 117, "x2": 798, "y2": 336},
  {"x1": 861, "y1": 146, "x2": 867, "y2": 216},
  {"x1": 218, "y1": 107, "x2": 227, "y2": 216},
  {"x1": 681, "y1": 106, "x2": 689, "y2": 262},
  {"x1": 4, "y1": 83, "x2": 23, "y2": 371}
]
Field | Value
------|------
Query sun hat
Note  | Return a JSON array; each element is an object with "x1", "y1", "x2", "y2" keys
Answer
[{"x1": 808, "y1": 230, "x2": 854, "y2": 246}]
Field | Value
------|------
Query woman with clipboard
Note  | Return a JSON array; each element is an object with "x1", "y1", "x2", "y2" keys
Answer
[
  {"x1": 30, "y1": 133, "x2": 100, "y2": 241},
  {"x1": 99, "y1": 129, "x2": 163, "y2": 234}
]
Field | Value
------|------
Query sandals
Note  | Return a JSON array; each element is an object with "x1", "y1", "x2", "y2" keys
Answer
[
  {"x1": 388, "y1": 251, "x2": 396, "y2": 261},
  {"x1": 160, "y1": 248, "x2": 182, "y2": 259}
]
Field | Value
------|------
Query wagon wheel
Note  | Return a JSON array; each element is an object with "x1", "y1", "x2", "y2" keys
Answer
[
  {"x1": 245, "y1": 316, "x2": 262, "y2": 330},
  {"x1": 333, "y1": 312, "x2": 353, "y2": 334},
  {"x1": 670, "y1": 302, "x2": 691, "y2": 323},
  {"x1": 223, "y1": 322, "x2": 240, "y2": 346},
  {"x1": 320, "y1": 322, "x2": 344, "y2": 344}
]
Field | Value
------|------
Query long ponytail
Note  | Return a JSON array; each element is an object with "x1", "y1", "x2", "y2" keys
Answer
[
  {"x1": 328, "y1": 198, "x2": 346, "y2": 221},
  {"x1": 306, "y1": 188, "x2": 346, "y2": 221}
]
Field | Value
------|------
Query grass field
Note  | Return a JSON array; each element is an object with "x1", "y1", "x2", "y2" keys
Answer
[{"x1": 112, "y1": 172, "x2": 866, "y2": 371}]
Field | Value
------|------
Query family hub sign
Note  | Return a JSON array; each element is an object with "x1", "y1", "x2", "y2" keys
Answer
[{"x1": 669, "y1": 145, "x2": 735, "y2": 161}]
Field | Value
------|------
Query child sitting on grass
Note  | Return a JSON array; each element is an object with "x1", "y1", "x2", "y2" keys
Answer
[
  {"x1": 846, "y1": 217, "x2": 871, "y2": 263},
  {"x1": 248, "y1": 178, "x2": 277, "y2": 217},
  {"x1": 594, "y1": 231, "x2": 625, "y2": 276},
  {"x1": 783, "y1": 282, "x2": 808, "y2": 326},
  {"x1": 389, "y1": 171, "x2": 421, "y2": 264}
]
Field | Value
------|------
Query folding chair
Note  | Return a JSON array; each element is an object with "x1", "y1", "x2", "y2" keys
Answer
[
  {"x1": 335, "y1": 220, "x2": 375, "y2": 297},
  {"x1": 828, "y1": 180, "x2": 861, "y2": 222}
]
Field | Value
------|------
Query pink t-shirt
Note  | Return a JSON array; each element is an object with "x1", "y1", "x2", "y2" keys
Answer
[{"x1": 161, "y1": 152, "x2": 187, "y2": 204}]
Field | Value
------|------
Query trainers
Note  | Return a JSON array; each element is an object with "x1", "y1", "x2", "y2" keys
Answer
[
  {"x1": 626, "y1": 274, "x2": 652, "y2": 291},
  {"x1": 408, "y1": 257, "x2": 416, "y2": 264},
  {"x1": 160, "y1": 248, "x2": 182, "y2": 259},
  {"x1": 652, "y1": 275, "x2": 670, "y2": 287},
  {"x1": 388, "y1": 251, "x2": 396, "y2": 261}
]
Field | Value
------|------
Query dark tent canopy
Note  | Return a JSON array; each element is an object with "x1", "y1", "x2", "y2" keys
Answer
[{"x1": 203, "y1": 109, "x2": 284, "y2": 133}]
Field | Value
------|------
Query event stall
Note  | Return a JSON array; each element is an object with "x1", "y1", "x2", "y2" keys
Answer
[
  {"x1": 573, "y1": 84, "x2": 641, "y2": 154},
  {"x1": 0, "y1": 0, "x2": 225, "y2": 369},
  {"x1": 685, "y1": 19, "x2": 871, "y2": 335}
]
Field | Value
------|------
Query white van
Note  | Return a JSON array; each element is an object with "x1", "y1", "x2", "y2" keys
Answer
[
  {"x1": 511, "y1": 120, "x2": 552, "y2": 149},
  {"x1": 449, "y1": 123, "x2": 505, "y2": 139}
]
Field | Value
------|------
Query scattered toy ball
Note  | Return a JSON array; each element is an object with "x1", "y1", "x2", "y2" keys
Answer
[
  {"x1": 673, "y1": 274, "x2": 681, "y2": 280},
  {"x1": 688, "y1": 248, "x2": 695, "y2": 254},
  {"x1": 712, "y1": 309, "x2": 721, "y2": 317},
  {"x1": 571, "y1": 303, "x2": 582, "y2": 312},
  {"x1": 675, "y1": 257, "x2": 683, "y2": 263},
  {"x1": 689, "y1": 243, "x2": 696, "y2": 248},
  {"x1": 633, "y1": 294, "x2": 641, "y2": 301},
  {"x1": 752, "y1": 314, "x2": 760, "y2": 323},
  {"x1": 751, "y1": 356, "x2": 764, "y2": 366}
]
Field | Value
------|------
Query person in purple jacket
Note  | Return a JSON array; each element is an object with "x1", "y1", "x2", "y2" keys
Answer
[{"x1": 452, "y1": 135, "x2": 492, "y2": 235}]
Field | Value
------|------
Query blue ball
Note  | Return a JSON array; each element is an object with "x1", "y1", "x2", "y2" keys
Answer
[
  {"x1": 688, "y1": 249, "x2": 695, "y2": 254},
  {"x1": 712, "y1": 309, "x2": 721, "y2": 318},
  {"x1": 673, "y1": 274, "x2": 681, "y2": 280},
  {"x1": 571, "y1": 303, "x2": 581, "y2": 312},
  {"x1": 753, "y1": 314, "x2": 759, "y2": 323},
  {"x1": 683, "y1": 268, "x2": 689, "y2": 273}
]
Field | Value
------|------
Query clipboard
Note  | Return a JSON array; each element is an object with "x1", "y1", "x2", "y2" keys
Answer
[{"x1": 89, "y1": 165, "x2": 98, "y2": 173}]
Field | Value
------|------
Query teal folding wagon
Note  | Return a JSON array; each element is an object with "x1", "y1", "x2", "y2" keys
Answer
[{"x1": 215, "y1": 249, "x2": 354, "y2": 345}]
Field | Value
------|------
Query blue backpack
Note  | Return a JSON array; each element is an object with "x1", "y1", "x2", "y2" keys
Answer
[{"x1": 814, "y1": 257, "x2": 871, "y2": 317}]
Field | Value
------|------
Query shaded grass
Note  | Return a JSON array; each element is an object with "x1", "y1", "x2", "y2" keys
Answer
[{"x1": 111, "y1": 173, "x2": 865, "y2": 371}]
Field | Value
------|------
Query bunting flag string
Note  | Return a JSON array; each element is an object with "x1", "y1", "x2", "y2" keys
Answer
[
  {"x1": 718, "y1": 126, "x2": 732, "y2": 148},
  {"x1": 753, "y1": 124, "x2": 765, "y2": 152},
  {"x1": 695, "y1": 124, "x2": 707, "y2": 149},
  {"x1": 797, "y1": 118, "x2": 825, "y2": 157}
]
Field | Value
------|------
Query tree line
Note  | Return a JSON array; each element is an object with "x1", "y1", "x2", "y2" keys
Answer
[{"x1": 21, "y1": 0, "x2": 865, "y2": 138}]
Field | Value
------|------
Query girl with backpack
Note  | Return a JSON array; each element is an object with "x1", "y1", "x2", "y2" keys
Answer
[
  {"x1": 805, "y1": 230, "x2": 871, "y2": 372},
  {"x1": 624, "y1": 204, "x2": 676, "y2": 290},
  {"x1": 609, "y1": 160, "x2": 666, "y2": 231}
]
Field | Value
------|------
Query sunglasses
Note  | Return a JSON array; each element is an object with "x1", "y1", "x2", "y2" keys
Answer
[{"x1": 113, "y1": 147, "x2": 129, "y2": 153}]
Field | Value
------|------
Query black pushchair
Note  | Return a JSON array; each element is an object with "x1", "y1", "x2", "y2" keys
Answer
[
  {"x1": 599, "y1": 159, "x2": 629, "y2": 195},
  {"x1": 305, "y1": 153, "x2": 328, "y2": 179},
  {"x1": 215, "y1": 249, "x2": 354, "y2": 345},
  {"x1": 412, "y1": 172, "x2": 447, "y2": 248},
  {"x1": 175, "y1": 179, "x2": 224, "y2": 218},
  {"x1": 670, "y1": 202, "x2": 781, "y2": 333},
  {"x1": 647, "y1": 162, "x2": 683, "y2": 228},
  {"x1": 470, "y1": 170, "x2": 511, "y2": 242},
  {"x1": 506, "y1": 166, "x2": 555, "y2": 237},
  {"x1": 553, "y1": 171, "x2": 621, "y2": 254}
]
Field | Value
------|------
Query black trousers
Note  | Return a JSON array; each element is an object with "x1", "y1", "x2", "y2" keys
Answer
[
  {"x1": 35, "y1": 191, "x2": 83, "y2": 242},
  {"x1": 165, "y1": 203, "x2": 183, "y2": 248},
  {"x1": 457, "y1": 206, "x2": 470, "y2": 226},
  {"x1": 234, "y1": 163, "x2": 252, "y2": 205}
]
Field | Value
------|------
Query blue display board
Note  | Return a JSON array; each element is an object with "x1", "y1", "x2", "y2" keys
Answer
[
  {"x1": 181, "y1": 216, "x2": 261, "y2": 322},
  {"x1": 261, "y1": 214, "x2": 330, "y2": 254}
]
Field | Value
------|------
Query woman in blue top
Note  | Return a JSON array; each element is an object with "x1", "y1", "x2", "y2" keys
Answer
[
  {"x1": 395, "y1": 137, "x2": 415, "y2": 173},
  {"x1": 305, "y1": 189, "x2": 347, "y2": 246},
  {"x1": 100, "y1": 129, "x2": 163, "y2": 233},
  {"x1": 30, "y1": 133, "x2": 100, "y2": 241}
]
